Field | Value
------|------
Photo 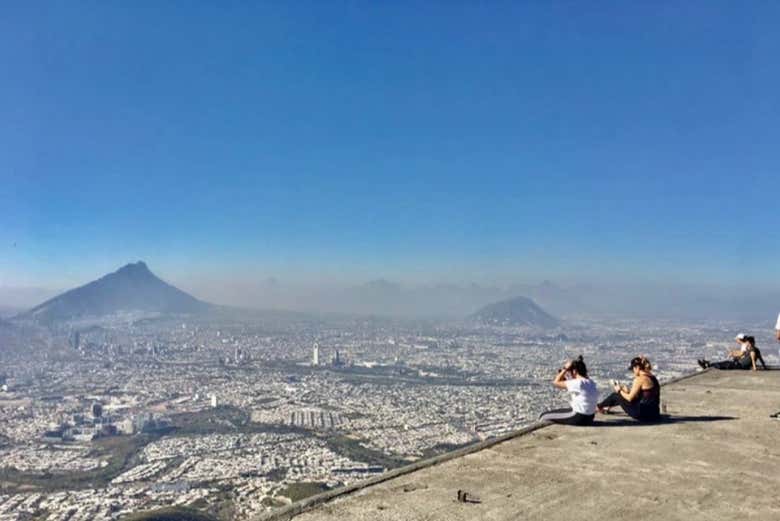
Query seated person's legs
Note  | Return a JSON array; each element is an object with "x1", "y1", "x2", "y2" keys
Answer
[
  {"x1": 539, "y1": 407, "x2": 594, "y2": 426},
  {"x1": 737, "y1": 354, "x2": 753, "y2": 369},
  {"x1": 598, "y1": 392, "x2": 641, "y2": 419},
  {"x1": 707, "y1": 359, "x2": 741, "y2": 369},
  {"x1": 598, "y1": 392, "x2": 622, "y2": 409}
]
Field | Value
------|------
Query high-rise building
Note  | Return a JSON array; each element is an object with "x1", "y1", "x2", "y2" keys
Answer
[
  {"x1": 69, "y1": 331, "x2": 80, "y2": 349},
  {"x1": 312, "y1": 343, "x2": 319, "y2": 366}
]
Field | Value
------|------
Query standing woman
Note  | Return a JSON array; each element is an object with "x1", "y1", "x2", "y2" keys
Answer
[
  {"x1": 598, "y1": 356, "x2": 661, "y2": 422},
  {"x1": 539, "y1": 355, "x2": 598, "y2": 426},
  {"x1": 776, "y1": 312, "x2": 780, "y2": 342}
]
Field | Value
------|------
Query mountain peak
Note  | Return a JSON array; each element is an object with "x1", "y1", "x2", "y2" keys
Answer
[
  {"x1": 117, "y1": 261, "x2": 151, "y2": 274},
  {"x1": 21, "y1": 262, "x2": 210, "y2": 322},
  {"x1": 470, "y1": 296, "x2": 560, "y2": 329}
]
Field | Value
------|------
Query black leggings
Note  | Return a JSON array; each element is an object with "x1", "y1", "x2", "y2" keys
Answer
[
  {"x1": 598, "y1": 393, "x2": 660, "y2": 422},
  {"x1": 711, "y1": 349, "x2": 767, "y2": 370},
  {"x1": 539, "y1": 407, "x2": 595, "y2": 426},
  {"x1": 710, "y1": 356, "x2": 752, "y2": 370}
]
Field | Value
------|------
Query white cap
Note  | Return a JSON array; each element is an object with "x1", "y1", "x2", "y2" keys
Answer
[{"x1": 736, "y1": 333, "x2": 746, "y2": 341}]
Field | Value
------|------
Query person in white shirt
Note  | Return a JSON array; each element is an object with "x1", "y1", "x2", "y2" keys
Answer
[
  {"x1": 772, "y1": 314, "x2": 780, "y2": 419},
  {"x1": 539, "y1": 355, "x2": 598, "y2": 426},
  {"x1": 775, "y1": 312, "x2": 780, "y2": 342}
]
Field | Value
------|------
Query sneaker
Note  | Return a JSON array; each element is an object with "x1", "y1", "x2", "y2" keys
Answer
[{"x1": 697, "y1": 359, "x2": 707, "y2": 369}]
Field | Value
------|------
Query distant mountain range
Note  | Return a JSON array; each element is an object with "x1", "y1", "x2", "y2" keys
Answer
[
  {"x1": 9, "y1": 262, "x2": 778, "y2": 323},
  {"x1": 469, "y1": 296, "x2": 560, "y2": 328},
  {"x1": 20, "y1": 262, "x2": 211, "y2": 322}
]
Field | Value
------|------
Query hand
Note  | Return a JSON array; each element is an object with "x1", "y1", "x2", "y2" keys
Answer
[
  {"x1": 613, "y1": 384, "x2": 622, "y2": 393},
  {"x1": 562, "y1": 360, "x2": 572, "y2": 371}
]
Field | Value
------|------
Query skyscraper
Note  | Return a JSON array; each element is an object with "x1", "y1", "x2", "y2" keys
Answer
[{"x1": 312, "y1": 343, "x2": 319, "y2": 366}]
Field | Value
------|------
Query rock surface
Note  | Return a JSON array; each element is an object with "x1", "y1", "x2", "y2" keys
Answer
[{"x1": 285, "y1": 369, "x2": 780, "y2": 521}]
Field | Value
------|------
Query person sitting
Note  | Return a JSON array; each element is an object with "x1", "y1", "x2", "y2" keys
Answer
[
  {"x1": 597, "y1": 356, "x2": 661, "y2": 422},
  {"x1": 748, "y1": 336, "x2": 768, "y2": 370},
  {"x1": 539, "y1": 355, "x2": 598, "y2": 426},
  {"x1": 698, "y1": 334, "x2": 767, "y2": 371}
]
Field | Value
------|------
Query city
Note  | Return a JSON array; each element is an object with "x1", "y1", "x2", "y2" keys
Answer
[
  {"x1": 3, "y1": 3, "x2": 779, "y2": 520},
  {"x1": 1, "y1": 312, "x2": 771, "y2": 520}
]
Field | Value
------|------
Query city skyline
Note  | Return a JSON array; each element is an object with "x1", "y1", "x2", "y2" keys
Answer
[{"x1": 2, "y1": 4, "x2": 778, "y2": 519}]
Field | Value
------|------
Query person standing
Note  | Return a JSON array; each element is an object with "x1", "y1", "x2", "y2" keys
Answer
[
  {"x1": 771, "y1": 314, "x2": 780, "y2": 419},
  {"x1": 776, "y1": 312, "x2": 780, "y2": 343}
]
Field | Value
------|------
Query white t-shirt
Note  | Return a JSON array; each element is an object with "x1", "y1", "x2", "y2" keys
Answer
[
  {"x1": 775, "y1": 312, "x2": 780, "y2": 330},
  {"x1": 565, "y1": 378, "x2": 598, "y2": 415}
]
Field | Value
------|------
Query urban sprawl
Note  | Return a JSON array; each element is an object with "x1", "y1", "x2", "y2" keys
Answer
[{"x1": 0, "y1": 314, "x2": 774, "y2": 520}]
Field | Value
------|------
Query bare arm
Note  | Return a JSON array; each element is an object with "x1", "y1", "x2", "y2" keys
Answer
[
  {"x1": 553, "y1": 362, "x2": 571, "y2": 390},
  {"x1": 553, "y1": 368, "x2": 569, "y2": 390},
  {"x1": 619, "y1": 377, "x2": 643, "y2": 402}
]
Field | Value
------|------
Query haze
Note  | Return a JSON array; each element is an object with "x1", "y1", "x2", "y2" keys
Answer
[{"x1": 2, "y1": 3, "x2": 779, "y2": 319}]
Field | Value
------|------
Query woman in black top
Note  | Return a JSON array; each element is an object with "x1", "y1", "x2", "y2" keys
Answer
[{"x1": 597, "y1": 356, "x2": 661, "y2": 422}]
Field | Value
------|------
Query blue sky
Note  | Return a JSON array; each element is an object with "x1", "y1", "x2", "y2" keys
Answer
[{"x1": 2, "y1": 2, "x2": 779, "y2": 294}]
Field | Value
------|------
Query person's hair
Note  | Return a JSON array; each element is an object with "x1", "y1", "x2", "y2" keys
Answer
[
  {"x1": 630, "y1": 356, "x2": 652, "y2": 372},
  {"x1": 745, "y1": 336, "x2": 756, "y2": 347},
  {"x1": 571, "y1": 355, "x2": 588, "y2": 377}
]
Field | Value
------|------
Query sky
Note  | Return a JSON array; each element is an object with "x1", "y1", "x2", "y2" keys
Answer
[{"x1": 2, "y1": 2, "x2": 779, "y2": 306}]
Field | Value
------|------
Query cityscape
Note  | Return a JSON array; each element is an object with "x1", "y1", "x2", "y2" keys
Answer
[
  {"x1": 1, "y1": 305, "x2": 774, "y2": 520},
  {"x1": 3, "y1": 3, "x2": 779, "y2": 520}
]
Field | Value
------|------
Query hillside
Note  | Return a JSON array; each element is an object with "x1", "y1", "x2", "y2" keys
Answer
[
  {"x1": 20, "y1": 262, "x2": 211, "y2": 322},
  {"x1": 469, "y1": 296, "x2": 559, "y2": 328}
]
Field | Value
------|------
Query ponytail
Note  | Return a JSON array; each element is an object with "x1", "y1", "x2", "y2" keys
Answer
[{"x1": 571, "y1": 355, "x2": 589, "y2": 377}]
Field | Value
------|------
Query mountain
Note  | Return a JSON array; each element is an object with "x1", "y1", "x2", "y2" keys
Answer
[
  {"x1": 469, "y1": 296, "x2": 560, "y2": 328},
  {"x1": 20, "y1": 262, "x2": 211, "y2": 322},
  {"x1": 504, "y1": 280, "x2": 583, "y2": 316}
]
